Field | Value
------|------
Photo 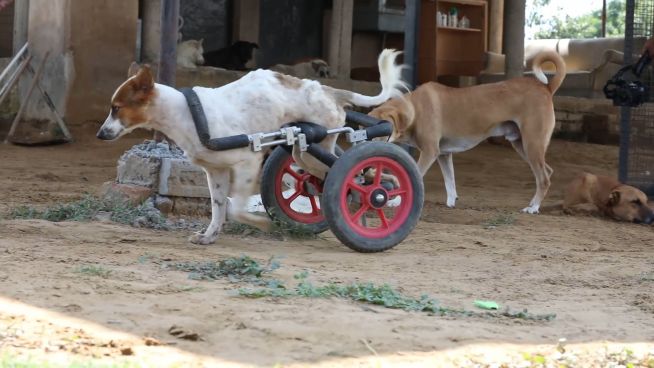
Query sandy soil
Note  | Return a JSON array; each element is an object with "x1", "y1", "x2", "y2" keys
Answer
[{"x1": 0, "y1": 123, "x2": 653, "y2": 367}]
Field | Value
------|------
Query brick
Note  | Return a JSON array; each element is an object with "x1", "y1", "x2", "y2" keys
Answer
[
  {"x1": 172, "y1": 197, "x2": 211, "y2": 216},
  {"x1": 117, "y1": 154, "x2": 161, "y2": 188},
  {"x1": 158, "y1": 158, "x2": 210, "y2": 198},
  {"x1": 99, "y1": 182, "x2": 153, "y2": 205}
]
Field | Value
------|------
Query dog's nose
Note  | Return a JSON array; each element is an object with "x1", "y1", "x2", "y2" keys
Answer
[{"x1": 97, "y1": 129, "x2": 110, "y2": 140}]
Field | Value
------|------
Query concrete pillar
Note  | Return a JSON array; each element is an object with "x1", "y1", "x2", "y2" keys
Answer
[
  {"x1": 503, "y1": 0, "x2": 525, "y2": 79},
  {"x1": 141, "y1": 0, "x2": 161, "y2": 63},
  {"x1": 328, "y1": 0, "x2": 353, "y2": 79},
  {"x1": 12, "y1": 0, "x2": 28, "y2": 54},
  {"x1": 489, "y1": 0, "x2": 503, "y2": 54}
]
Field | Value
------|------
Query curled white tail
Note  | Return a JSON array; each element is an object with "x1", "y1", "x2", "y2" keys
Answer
[
  {"x1": 349, "y1": 49, "x2": 408, "y2": 107},
  {"x1": 531, "y1": 50, "x2": 567, "y2": 94}
]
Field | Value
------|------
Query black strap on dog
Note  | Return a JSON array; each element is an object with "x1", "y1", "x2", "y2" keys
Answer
[{"x1": 179, "y1": 87, "x2": 250, "y2": 151}]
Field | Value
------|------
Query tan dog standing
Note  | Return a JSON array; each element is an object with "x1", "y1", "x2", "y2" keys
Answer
[
  {"x1": 369, "y1": 51, "x2": 566, "y2": 214},
  {"x1": 563, "y1": 173, "x2": 653, "y2": 224}
]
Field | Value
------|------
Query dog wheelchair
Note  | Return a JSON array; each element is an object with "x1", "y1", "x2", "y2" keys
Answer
[{"x1": 199, "y1": 109, "x2": 424, "y2": 253}]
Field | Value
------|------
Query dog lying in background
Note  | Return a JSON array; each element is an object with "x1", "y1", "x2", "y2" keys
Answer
[
  {"x1": 203, "y1": 41, "x2": 258, "y2": 70},
  {"x1": 368, "y1": 51, "x2": 566, "y2": 214},
  {"x1": 96, "y1": 49, "x2": 405, "y2": 245},
  {"x1": 177, "y1": 39, "x2": 205, "y2": 68},
  {"x1": 560, "y1": 172, "x2": 653, "y2": 224},
  {"x1": 270, "y1": 59, "x2": 331, "y2": 79}
]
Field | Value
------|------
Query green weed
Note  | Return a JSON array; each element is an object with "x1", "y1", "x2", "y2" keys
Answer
[
  {"x1": 483, "y1": 212, "x2": 516, "y2": 229},
  {"x1": 240, "y1": 272, "x2": 556, "y2": 322},
  {"x1": 7, "y1": 196, "x2": 167, "y2": 229},
  {"x1": 74, "y1": 265, "x2": 112, "y2": 279},
  {"x1": 167, "y1": 255, "x2": 280, "y2": 282}
]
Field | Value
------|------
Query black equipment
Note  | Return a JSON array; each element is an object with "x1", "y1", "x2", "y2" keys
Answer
[{"x1": 604, "y1": 52, "x2": 652, "y2": 107}]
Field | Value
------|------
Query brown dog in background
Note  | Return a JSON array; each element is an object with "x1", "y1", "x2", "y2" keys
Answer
[
  {"x1": 369, "y1": 50, "x2": 566, "y2": 214},
  {"x1": 562, "y1": 172, "x2": 653, "y2": 224}
]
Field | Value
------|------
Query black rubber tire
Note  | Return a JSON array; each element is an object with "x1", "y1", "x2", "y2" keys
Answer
[
  {"x1": 322, "y1": 142, "x2": 424, "y2": 252},
  {"x1": 261, "y1": 146, "x2": 330, "y2": 234}
]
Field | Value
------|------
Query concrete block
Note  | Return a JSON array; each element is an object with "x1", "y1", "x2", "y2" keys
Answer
[
  {"x1": 158, "y1": 158, "x2": 210, "y2": 198},
  {"x1": 99, "y1": 181, "x2": 153, "y2": 205},
  {"x1": 117, "y1": 154, "x2": 161, "y2": 188},
  {"x1": 172, "y1": 197, "x2": 212, "y2": 216}
]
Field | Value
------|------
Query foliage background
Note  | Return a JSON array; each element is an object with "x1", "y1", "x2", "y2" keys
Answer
[{"x1": 526, "y1": 0, "x2": 625, "y2": 39}]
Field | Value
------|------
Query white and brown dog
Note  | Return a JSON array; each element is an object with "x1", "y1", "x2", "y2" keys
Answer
[
  {"x1": 97, "y1": 49, "x2": 405, "y2": 244},
  {"x1": 369, "y1": 51, "x2": 566, "y2": 213}
]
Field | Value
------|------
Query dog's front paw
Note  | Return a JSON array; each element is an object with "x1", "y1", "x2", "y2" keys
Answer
[
  {"x1": 189, "y1": 232, "x2": 218, "y2": 245},
  {"x1": 446, "y1": 197, "x2": 457, "y2": 208},
  {"x1": 521, "y1": 205, "x2": 540, "y2": 214}
]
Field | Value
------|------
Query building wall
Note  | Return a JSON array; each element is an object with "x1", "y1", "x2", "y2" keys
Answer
[
  {"x1": 258, "y1": 0, "x2": 326, "y2": 67},
  {"x1": 66, "y1": 0, "x2": 138, "y2": 125},
  {"x1": 25, "y1": 0, "x2": 138, "y2": 126},
  {"x1": 0, "y1": 1, "x2": 13, "y2": 57},
  {"x1": 180, "y1": 0, "x2": 231, "y2": 52}
]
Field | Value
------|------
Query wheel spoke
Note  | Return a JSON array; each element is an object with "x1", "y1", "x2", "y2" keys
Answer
[
  {"x1": 347, "y1": 181, "x2": 367, "y2": 195},
  {"x1": 373, "y1": 163, "x2": 382, "y2": 186},
  {"x1": 352, "y1": 204, "x2": 370, "y2": 223},
  {"x1": 284, "y1": 190, "x2": 302, "y2": 204},
  {"x1": 376, "y1": 209, "x2": 389, "y2": 229},
  {"x1": 309, "y1": 195, "x2": 320, "y2": 215},
  {"x1": 388, "y1": 189, "x2": 406, "y2": 197},
  {"x1": 283, "y1": 167, "x2": 302, "y2": 180}
]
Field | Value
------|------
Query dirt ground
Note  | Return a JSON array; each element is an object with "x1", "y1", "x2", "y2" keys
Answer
[{"x1": 0, "y1": 123, "x2": 653, "y2": 367}]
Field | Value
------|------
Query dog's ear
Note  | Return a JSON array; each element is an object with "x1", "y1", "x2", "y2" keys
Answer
[
  {"x1": 127, "y1": 62, "x2": 140, "y2": 78},
  {"x1": 198, "y1": 38, "x2": 204, "y2": 45},
  {"x1": 310, "y1": 59, "x2": 327, "y2": 72},
  {"x1": 608, "y1": 190, "x2": 621, "y2": 207},
  {"x1": 132, "y1": 65, "x2": 154, "y2": 94}
]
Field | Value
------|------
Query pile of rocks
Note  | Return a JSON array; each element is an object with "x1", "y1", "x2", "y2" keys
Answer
[{"x1": 99, "y1": 140, "x2": 216, "y2": 217}]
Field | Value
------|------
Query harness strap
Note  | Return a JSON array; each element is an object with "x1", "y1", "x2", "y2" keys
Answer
[
  {"x1": 180, "y1": 87, "x2": 211, "y2": 145},
  {"x1": 179, "y1": 87, "x2": 250, "y2": 151}
]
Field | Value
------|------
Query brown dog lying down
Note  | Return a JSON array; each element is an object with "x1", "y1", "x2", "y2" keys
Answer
[
  {"x1": 368, "y1": 50, "x2": 566, "y2": 214},
  {"x1": 560, "y1": 172, "x2": 654, "y2": 224}
]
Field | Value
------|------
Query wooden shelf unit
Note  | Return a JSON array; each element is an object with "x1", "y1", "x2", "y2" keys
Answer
[{"x1": 418, "y1": 0, "x2": 488, "y2": 84}]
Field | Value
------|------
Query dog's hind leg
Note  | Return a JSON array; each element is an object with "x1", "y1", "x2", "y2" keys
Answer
[
  {"x1": 228, "y1": 159, "x2": 273, "y2": 232},
  {"x1": 437, "y1": 153, "x2": 458, "y2": 207},
  {"x1": 189, "y1": 168, "x2": 231, "y2": 245},
  {"x1": 416, "y1": 147, "x2": 438, "y2": 176},
  {"x1": 519, "y1": 119, "x2": 554, "y2": 214}
]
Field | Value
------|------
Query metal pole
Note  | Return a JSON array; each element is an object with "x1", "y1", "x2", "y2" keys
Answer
[
  {"x1": 402, "y1": 0, "x2": 420, "y2": 90},
  {"x1": 0, "y1": 54, "x2": 31, "y2": 107},
  {"x1": 618, "y1": 0, "x2": 635, "y2": 183},
  {"x1": 601, "y1": 0, "x2": 607, "y2": 38},
  {"x1": 0, "y1": 43, "x2": 28, "y2": 83},
  {"x1": 155, "y1": 0, "x2": 179, "y2": 142},
  {"x1": 5, "y1": 51, "x2": 49, "y2": 144}
]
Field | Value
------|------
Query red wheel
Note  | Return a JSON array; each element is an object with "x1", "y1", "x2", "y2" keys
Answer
[
  {"x1": 261, "y1": 147, "x2": 329, "y2": 233},
  {"x1": 322, "y1": 142, "x2": 423, "y2": 252},
  {"x1": 340, "y1": 156, "x2": 413, "y2": 238}
]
